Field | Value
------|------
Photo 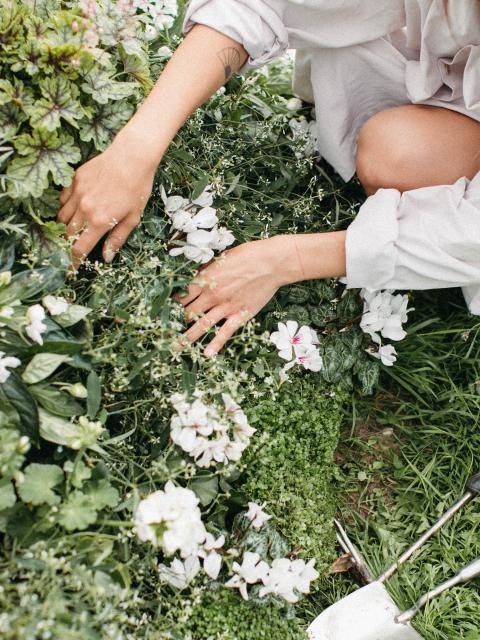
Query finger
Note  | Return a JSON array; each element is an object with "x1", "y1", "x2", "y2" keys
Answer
[
  {"x1": 184, "y1": 292, "x2": 216, "y2": 323},
  {"x1": 58, "y1": 196, "x2": 78, "y2": 224},
  {"x1": 66, "y1": 213, "x2": 86, "y2": 240},
  {"x1": 71, "y1": 226, "x2": 108, "y2": 269},
  {"x1": 103, "y1": 216, "x2": 139, "y2": 263},
  {"x1": 59, "y1": 185, "x2": 73, "y2": 206},
  {"x1": 204, "y1": 312, "x2": 249, "y2": 357},
  {"x1": 184, "y1": 306, "x2": 228, "y2": 344},
  {"x1": 174, "y1": 282, "x2": 203, "y2": 306}
]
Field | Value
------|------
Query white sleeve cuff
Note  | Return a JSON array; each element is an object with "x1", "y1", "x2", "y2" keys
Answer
[
  {"x1": 183, "y1": 0, "x2": 289, "y2": 71},
  {"x1": 345, "y1": 172, "x2": 480, "y2": 315}
]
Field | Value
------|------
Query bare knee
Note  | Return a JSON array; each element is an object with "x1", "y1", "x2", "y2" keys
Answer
[
  {"x1": 356, "y1": 108, "x2": 412, "y2": 196},
  {"x1": 356, "y1": 105, "x2": 480, "y2": 195}
]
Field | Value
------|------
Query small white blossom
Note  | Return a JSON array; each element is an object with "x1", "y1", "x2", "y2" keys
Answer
[
  {"x1": 198, "y1": 532, "x2": 225, "y2": 579},
  {"x1": 369, "y1": 343, "x2": 397, "y2": 367},
  {"x1": 25, "y1": 304, "x2": 47, "y2": 345},
  {"x1": 159, "y1": 555, "x2": 200, "y2": 589},
  {"x1": 271, "y1": 321, "x2": 323, "y2": 375},
  {"x1": 157, "y1": 45, "x2": 172, "y2": 59},
  {"x1": 0, "y1": 351, "x2": 21, "y2": 384},
  {"x1": 246, "y1": 502, "x2": 272, "y2": 530},
  {"x1": 225, "y1": 551, "x2": 269, "y2": 600},
  {"x1": 286, "y1": 97, "x2": 303, "y2": 111},
  {"x1": 170, "y1": 391, "x2": 255, "y2": 468},
  {"x1": 134, "y1": 482, "x2": 206, "y2": 557},
  {"x1": 43, "y1": 295, "x2": 69, "y2": 316},
  {"x1": 259, "y1": 558, "x2": 319, "y2": 603}
]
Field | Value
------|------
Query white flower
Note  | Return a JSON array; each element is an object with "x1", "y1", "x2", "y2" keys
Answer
[
  {"x1": 286, "y1": 97, "x2": 303, "y2": 111},
  {"x1": 25, "y1": 304, "x2": 47, "y2": 345},
  {"x1": 170, "y1": 391, "x2": 255, "y2": 467},
  {"x1": 209, "y1": 226, "x2": 235, "y2": 252},
  {"x1": 225, "y1": 551, "x2": 269, "y2": 600},
  {"x1": 360, "y1": 289, "x2": 411, "y2": 344},
  {"x1": 192, "y1": 185, "x2": 214, "y2": 208},
  {"x1": 157, "y1": 45, "x2": 172, "y2": 59},
  {"x1": 134, "y1": 482, "x2": 206, "y2": 557},
  {"x1": 144, "y1": 24, "x2": 157, "y2": 40},
  {"x1": 198, "y1": 532, "x2": 225, "y2": 579},
  {"x1": 0, "y1": 351, "x2": 21, "y2": 384},
  {"x1": 246, "y1": 502, "x2": 272, "y2": 530},
  {"x1": 159, "y1": 555, "x2": 200, "y2": 589},
  {"x1": 259, "y1": 558, "x2": 319, "y2": 603},
  {"x1": 270, "y1": 321, "x2": 318, "y2": 362},
  {"x1": 370, "y1": 344, "x2": 397, "y2": 367},
  {"x1": 289, "y1": 116, "x2": 319, "y2": 157},
  {"x1": 43, "y1": 295, "x2": 69, "y2": 316}
]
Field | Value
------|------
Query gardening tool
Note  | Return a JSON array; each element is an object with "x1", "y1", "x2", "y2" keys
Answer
[{"x1": 308, "y1": 472, "x2": 480, "y2": 640}]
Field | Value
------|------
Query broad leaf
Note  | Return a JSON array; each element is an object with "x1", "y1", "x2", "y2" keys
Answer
[
  {"x1": 85, "y1": 479, "x2": 119, "y2": 510},
  {"x1": 0, "y1": 102, "x2": 26, "y2": 140},
  {"x1": 0, "y1": 479, "x2": 16, "y2": 511},
  {"x1": 22, "y1": 353, "x2": 71, "y2": 384},
  {"x1": 81, "y1": 68, "x2": 138, "y2": 104},
  {"x1": 7, "y1": 128, "x2": 80, "y2": 198},
  {"x1": 30, "y1": 383, "x2": 83, "y2": 417},
  {"x1": 54, "y1": 304, "x2": 92, "y2": 327},
  {"x1": 2, "y1": 371, "x2": 39, "y2": 443},
  {"x1": 28, "y1": 77, "x2": 83, "y2": 131},
  {"x1": 17, "y1": 463, "x2": 63, "y2": 506},
  {"x1": 80, "y1": 101, "x2": 133, "y2": 151},
  {"x1": 0, "y1": 265, "x2": 66, "y2": 305},
  {"x1": 190, "y1": 475, "x2": 219, "y2": 507},
  {"x1": 58, "y1": 490, "x2": 97, "y2": 531}
]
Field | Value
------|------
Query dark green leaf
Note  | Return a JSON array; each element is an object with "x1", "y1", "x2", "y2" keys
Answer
[{"x1": 2, "y1": 371, "x2": 39, "y2": 443}]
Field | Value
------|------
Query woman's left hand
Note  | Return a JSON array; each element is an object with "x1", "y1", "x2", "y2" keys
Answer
[{"x1": 177, "y1": 235, "x2": 299, "y2": 356}]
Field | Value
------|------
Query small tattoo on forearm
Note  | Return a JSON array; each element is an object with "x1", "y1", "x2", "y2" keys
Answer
[{"x1": 217, "y1": 47, "x2": 241, "y2": 82}]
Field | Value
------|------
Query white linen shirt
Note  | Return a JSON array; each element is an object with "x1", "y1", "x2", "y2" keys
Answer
[{"x1": 184, "y1": 0, "x2": 480, "y2": 314}]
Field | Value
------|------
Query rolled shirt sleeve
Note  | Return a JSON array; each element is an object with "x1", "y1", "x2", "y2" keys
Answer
[
  {"x1": 345, "y1": 171, "x2": 480, "y2": 314},
  {"x1": 183, "y1": 0, "x2": 289, "y2": 70}
]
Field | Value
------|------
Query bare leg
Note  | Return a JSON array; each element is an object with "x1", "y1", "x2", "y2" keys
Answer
[{"x1": 356, "y1": 105, "x2": 480, "y2": 195}]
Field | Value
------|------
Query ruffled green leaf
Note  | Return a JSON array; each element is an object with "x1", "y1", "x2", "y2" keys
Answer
[
  {"x1": 17, "y1": 463, "x2": 63, "y2": 506},
  {"x1": 58, "y1": 490, "x2": 97, "y2": 531},
  {"x1": 0, "y1": 103, "x2": 26, "y2": 140},
  {"x1": 7, "y1": 128, "x2": 80, "y2": 198},
  {"x1": 81, "y1": 67, "x2": 138, "y2": 104},
  {"x1": 80, "y1": 101, "x2": 134, "y2": 151},
  {"x1": 0, "y1": 479, "x2": 16, "y2": 511},
  {"x1": 27, "y1": 77, "x2": 84, "y2": 131}
]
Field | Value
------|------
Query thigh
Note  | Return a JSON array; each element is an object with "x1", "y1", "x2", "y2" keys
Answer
[{"x1": 356, "y1": 104, "x2": 480, "y2": 195}]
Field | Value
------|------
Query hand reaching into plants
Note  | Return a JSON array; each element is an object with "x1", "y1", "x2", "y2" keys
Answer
[
  {"x1": 178, "y1": 236, "x2": 300, "y2": 356},
  {"x1": 57, "y1": 24, "x2": 248, "y2": 268},
  {"x1": 178, "y1": 231, "x2": 347, "y2": 355},
  {"x1": 58, "y1": 141, "x2": 156, "y2": 267}
]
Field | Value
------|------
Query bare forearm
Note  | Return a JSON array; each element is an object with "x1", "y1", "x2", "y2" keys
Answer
[
  {"x1": 269, "y1": 232, "x2": 347, "y2": 285},
  {"x1": 115, "y1": 25, "x2": 247, "y2": 166}
]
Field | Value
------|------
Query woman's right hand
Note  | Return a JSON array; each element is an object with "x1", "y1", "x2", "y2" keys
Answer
[{"x1": 57, "y1": 135, "x2": 157, "y2": 267}]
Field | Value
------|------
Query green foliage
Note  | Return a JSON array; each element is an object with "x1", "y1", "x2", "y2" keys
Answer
[
  {"x1": 243, "y1": 375, "x2": 343, "y2": 572},
  {"x1": 0, "y1": 0, "x2": 150, "y2": 210},
  {"x1": 177, "y1": 588, "x2": 307, "y2": 640}
]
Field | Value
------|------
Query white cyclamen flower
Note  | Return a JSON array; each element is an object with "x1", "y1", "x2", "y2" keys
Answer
[
  {"x1": 225, "y1": 551, "x2": 269, "y2": 601},
  {"x1": 0, "y1": 351, "x2": 21, "y2": 383},
  {"x1": 270, "y1": 321, "x2": 318, "y2": 362},
  {"x1": 198, "y1": 532, "x2": 225, "y2": 580},
  {"x1": 369, "y1": 344, "x2": 397, "y2": 367},
  {"x1": 25, "y1": 304, "x2": 47, "y2": 345},
  {"x1": 259, "y1": 558, "x2": 319, "y2": 603},
  {"x1": 246, "y1": 502, "x2": 272, "y2": 530},
  {"x1": 43, "y1": 295, "x2": 69, "y2": 316},
  {"x1": 159, "y1": 555, "x2": 200, "y2": 590},
  {"x1": 360, "y1": 289, "x2": 412, "y2": 344},
  {"x1": 134, "y1": 482, "x2": 206, "y2": 557}
]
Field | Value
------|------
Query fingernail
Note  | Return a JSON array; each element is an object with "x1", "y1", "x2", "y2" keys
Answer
[
  {"x1": 204, "y1": 348, "x2": 216, "y2": 358},
  {"x1": 104, "y1": 248, "x2": 115, "y2": 263}
]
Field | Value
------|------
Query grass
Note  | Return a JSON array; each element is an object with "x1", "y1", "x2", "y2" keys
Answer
[{"x1": 314, "y1": 286, "x2": 480, "y2": 638}]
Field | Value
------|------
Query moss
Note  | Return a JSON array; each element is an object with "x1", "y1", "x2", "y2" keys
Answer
[
  {"x1": 243, "y1": 374, "x2": 343, "y2": 573},
  {"x1": 179, "y1": 588, "x2": 307, "y2": 640}
]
